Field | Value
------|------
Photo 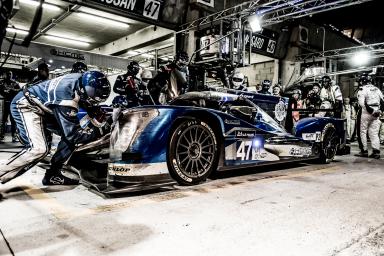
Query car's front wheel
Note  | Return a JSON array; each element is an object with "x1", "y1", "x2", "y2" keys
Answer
[
  {"x1": 167, "y1": 118, "x2": 219, "y2": 185},
  {"x1": 318, "y1": 123, "x2": 339, "y2": 164}
]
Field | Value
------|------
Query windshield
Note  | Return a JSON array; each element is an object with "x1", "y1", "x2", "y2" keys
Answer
[
  {"x1": 254, "y1": 105, "x2": 286, "y2": 134},
  {"x1": 171, "y1": 92, "x2": 287, "y2": 134}
]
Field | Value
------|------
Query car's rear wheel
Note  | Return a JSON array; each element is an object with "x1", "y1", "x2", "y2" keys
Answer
[
  {"x1": 318, "y1": 124, "x2": 339, "y2": 164},
  {"x1": 167, "y1": 118, "x2": 219, "y2": 185}
]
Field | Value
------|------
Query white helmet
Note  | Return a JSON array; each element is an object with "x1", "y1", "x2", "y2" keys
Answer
[
  {"x1": 232, "y1": 72, "x2": 245, "y2": 89},
  {"x1": 141, "y1": 69, "x2": 153, "y2": 81}
]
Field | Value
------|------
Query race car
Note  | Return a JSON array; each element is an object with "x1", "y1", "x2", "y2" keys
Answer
[{"x1": 68, "y1": 91, "x2": 347, "y2": 193}]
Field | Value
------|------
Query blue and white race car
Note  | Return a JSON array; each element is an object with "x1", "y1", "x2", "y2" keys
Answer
[{"x1": 71, "y1": 91, "x2": 347, "y2": 191}]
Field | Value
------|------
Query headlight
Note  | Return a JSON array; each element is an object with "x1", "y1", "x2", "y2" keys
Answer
[{"x1": 110, "y1": 109, "x2": 159, "y2": 161}]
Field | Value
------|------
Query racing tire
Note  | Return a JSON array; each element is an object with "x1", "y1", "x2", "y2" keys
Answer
[
  {"x1": 318, "y1": 124, "x2": 339, "y2": 164},
  {"x1": 167, "y1": 118, "x2": 219, "y2": 185}
]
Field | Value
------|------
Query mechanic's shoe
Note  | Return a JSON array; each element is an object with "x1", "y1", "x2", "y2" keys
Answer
[
  {"x1": 355, "y1": 150, "x2": 368, "y2": 157},
  {"x1": 42, "y1": 172, "x2": 79, "y2": 186},
  {"x1": 369, "y1": 150, "x2": 381, "y2": 159},
  {"x1": 12, "y1": 136, "x2": 18, "y2": 143}
]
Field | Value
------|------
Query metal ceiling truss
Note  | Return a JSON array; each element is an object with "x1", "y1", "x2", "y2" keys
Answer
[
  {"x1": 296, "y1": 42, "x2": 384, "y2": 61},
  {"x1": 178, "y1": 0, "x2": 375, "y2": 33}
]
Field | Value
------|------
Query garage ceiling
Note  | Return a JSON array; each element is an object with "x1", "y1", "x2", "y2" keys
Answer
[{"x1": 6, "y1": 0, "x2": 171, "y2": 54}]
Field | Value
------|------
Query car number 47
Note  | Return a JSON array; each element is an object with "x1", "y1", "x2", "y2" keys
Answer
[
  {"x1": 237, "y1": 141, "x2": 253, "y2": 161},
  {"x1": 143, "y1": 0, "x2": 161, "y2": 20}
]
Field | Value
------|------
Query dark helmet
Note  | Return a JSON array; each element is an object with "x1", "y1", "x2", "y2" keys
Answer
[
  {"x1": 262, "y1": 80, "x2": 271, "y2": 90},
  {"x1": 5, "y1": 71, "x2": 12, "y2": 79},
  {"x1": 38, "y1": 63, "x2": 49, "y2": 72},
  {"x1": 71, "y1": 61, "x2": 88, "y2": 73},
  {"x1": 357, "y1": 73, "x2": 372, "y2": 86},
  {"x1": 175, "y1": 51, "x2": 189, "y2": 68},
  {"x1": 321, "y1": 75, "x2": 332, "y2": 88},
  {"x1": 127, "y1": 61, "x2": 140, "y2": 76},
  {"x1": 80, "y1": 71, "x2": 111, "y2": 105}
]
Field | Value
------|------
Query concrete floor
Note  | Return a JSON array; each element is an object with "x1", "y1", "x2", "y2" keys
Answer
[{"x1": 0, "y1": 143, "x2": 383, "y2": 256}]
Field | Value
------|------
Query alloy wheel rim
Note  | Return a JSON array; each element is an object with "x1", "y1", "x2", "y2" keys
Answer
[{"x1": 175, "y1": 125, "x2": 215, "y2": 178}]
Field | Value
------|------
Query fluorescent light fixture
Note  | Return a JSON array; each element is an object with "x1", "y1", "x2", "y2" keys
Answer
[
  {"x1": 352, "y1": 51, "x2": 370, "y2": 66},
  {"x1": 45, "y1": 35, "x2": 91, "y2": 47},
  {"x1": 19, "y1": 0, "x2": 61, "y2": 11},
  {"x1": 248, "y1": 15, "x2": 262, "y2": 32},
  {"x1": 141, "y1": 53, "x2": 154, "y2": 58},
  {"x1": 127, "y1": 50, "x2": 140, "y2": 55},
  {"x1": 77, "y1": 13, "x2": 129, "y2": 28},
  {"x1": 6, "y1": 27, "x2": 29, "y2": 35},
  {"x1": 80, "y1": 8, "x2": 131, "y2": 23}
]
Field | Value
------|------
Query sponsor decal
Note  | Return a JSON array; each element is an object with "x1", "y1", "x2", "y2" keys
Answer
[
  {"x1": 172, "y1": 159, "x2": 192, "y2": 182},
  {"x1": 302, "y1": 131, "x2": 321, "y2": 142},
  {"x1": 274, "y1": 100, "x2": 287, "y2": 122},
  {"x1": 224, "y1": 119, "x2": 241, "y2": 125},
  {"x1": 235, "y1": 131, "x2": 256, "y2": 138},
  {"x1": 50, "y1": 49, "x2": 85, "y2": 60},
  {"x1": 108, "y1": 163, "x2": 131, "y2": 175},
  {"x1": 289, "y1": 147, "x2": 312, "y2": 156}
]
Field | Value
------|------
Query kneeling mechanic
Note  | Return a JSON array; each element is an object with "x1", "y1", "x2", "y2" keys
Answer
[{"x1": 0, "y1": 71, "x2": 111, "y2": 185}]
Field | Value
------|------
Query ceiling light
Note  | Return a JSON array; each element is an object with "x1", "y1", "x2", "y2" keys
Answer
[
  {"x1": 127, "y1": 50, "x2": 139, "y2": 55},
  {"x1": 6, "y1": 27, "x2": 29, "y2": 35},
  {"x1": 44, "y1": 35, "x2": 90, "y2": 47},
  {"x1": 19, "y1": 0, "x2": 61, "y2": 11},
  {"x1": 49, "y1": 59, "x2": 53, "y2": 63},
  {"x1": 77, "y1": 13, "x2": 129, "y2": 28},
  {"x1": 352, "y1": 51, "x2": 370, "y2": 66},
  {"x1": 248, "y1": 15, "x2": 262, "y2": 32},
  {"x1": 141, "y1": 53, "x2": 154, "y2": 58},
  {"x1": 61, "y1": 66, "x2": 65, "y2": 69},
  {"x1": 80, "y1": 8, "x2": 130, "y2": 23}
]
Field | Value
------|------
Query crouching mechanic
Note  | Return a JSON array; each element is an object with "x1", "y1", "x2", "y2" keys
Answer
[
  {"x1": 0, "y1": 71, "x2": 111, "y2": 185},
  {"x1": 356, "y1": 73, "x2": 384, "y2": 159}
]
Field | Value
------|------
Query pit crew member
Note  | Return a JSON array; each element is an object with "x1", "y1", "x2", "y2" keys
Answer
[
  {"x1": 0, "y1": 71, "x2": 111, "y2": 184},
  {"x1": 355, "y1": 74, "x2": 384, "y2": 159}
]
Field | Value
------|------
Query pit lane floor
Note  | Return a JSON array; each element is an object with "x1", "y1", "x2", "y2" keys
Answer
[{"x1": 0, "y1": 142, "x2": 383, "y2": 256}]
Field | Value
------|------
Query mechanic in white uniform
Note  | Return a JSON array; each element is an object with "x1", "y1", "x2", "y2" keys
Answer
[
  {"x1": 355, "y1": 73, "x2": 384, "y2": 159},
  {"x1": 320, "y1": 75, "x2": 343, "y2": 118}
]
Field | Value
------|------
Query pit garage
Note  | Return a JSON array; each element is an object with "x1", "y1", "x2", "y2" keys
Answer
[{"x1": 0, "y1": 0, "x2": 384, "y2": 255}]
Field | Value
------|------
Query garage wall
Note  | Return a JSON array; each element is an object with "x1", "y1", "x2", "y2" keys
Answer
[
  {"x1": 237, "y1": 53, "x2": 279, "y2": 90},
  {"x1": 237, "y1": 61, "x2": 275, "y2": 88}
]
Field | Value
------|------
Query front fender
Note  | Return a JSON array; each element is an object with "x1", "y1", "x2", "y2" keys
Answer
[{"x1": 294, "y1": 117, "x2": 347, "y2": 149}]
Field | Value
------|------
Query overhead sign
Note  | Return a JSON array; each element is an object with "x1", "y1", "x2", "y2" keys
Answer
[
  {"x1": 50, "y1": 49, "x2": 85, "y2": 60},
  {"x1": 235, "y1": 29, "x2": 279, "y2": 57},
  {"x1": 92, "y1": 0, "x2": 162, "y2": 20},
  {"x1": 82, "y1": 0, "x2": 189, "y2": 28}
]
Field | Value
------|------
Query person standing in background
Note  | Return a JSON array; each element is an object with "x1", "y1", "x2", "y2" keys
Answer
[
  {"x1": 30, "y1": 63, "x2": 49, "y2": 85},
  {"x1": 379, "y1": 113, "x2": 384, "y2": 145},
  {"x1": 342, "y1": 97, "x2": 356, "y2": 141},
  {"x1": 291, "y1": 89, "x2": 304, "y2": 128},
  {"x1": 272, "y1": 84, "x2": 282, "y2": 97},
  {"x1": 0, "y1": 71, "x2": 20, "y2": 143}
]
